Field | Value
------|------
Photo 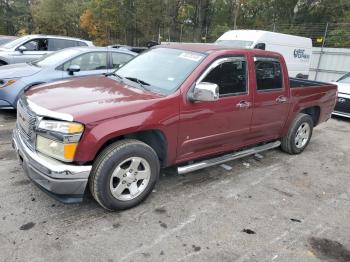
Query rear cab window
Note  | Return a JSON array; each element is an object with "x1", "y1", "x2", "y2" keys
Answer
[{"x1": 254, "y1": 56, "x2": 283, "y2": 91}]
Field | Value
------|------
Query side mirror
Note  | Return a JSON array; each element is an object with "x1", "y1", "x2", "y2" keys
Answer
[
  {"x1": 67, "y1": 65, "x2": 81, "y2": 75},
  {"x1": 191, "y1": 82, "x2": 219, "y2": 102},
  {"x1": 18, "y1": 46, "x2": 27, "y2": 53}
]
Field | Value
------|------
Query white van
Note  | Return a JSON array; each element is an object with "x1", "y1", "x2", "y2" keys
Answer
[{"x1": 215, "y1": 30, "x2": 312, "y2": 79}]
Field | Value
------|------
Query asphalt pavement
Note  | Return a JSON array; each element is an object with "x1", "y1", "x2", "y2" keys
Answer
[{"x1": 0, "y1": 109, "x2": 349, "y2": 262}]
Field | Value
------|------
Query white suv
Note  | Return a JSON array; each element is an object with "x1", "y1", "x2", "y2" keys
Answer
[{"x1": 0, "y1": 35, "x2": 94, "y2": 66}]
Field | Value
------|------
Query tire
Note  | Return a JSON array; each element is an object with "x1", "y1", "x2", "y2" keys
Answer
[
  {"x1": 281, "y1": 113, "x2": 313, "y2": 154},
  {"x1": 0, "y1": 61, "x2": 7, "y2": 66},
  {"x1": 89, "y1": 139, "x2": 160, "y2": 211}
]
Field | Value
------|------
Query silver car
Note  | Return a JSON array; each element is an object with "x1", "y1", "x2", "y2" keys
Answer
[
  {"x1": 0, "y1": 35, "x2": 17, "y2": 46},
  {"x1": 0, "y1": 34, "x2": 94, "y2": 66},
  {"x1": 0, "y1": 47, "x2": 137, "y2": 108}
]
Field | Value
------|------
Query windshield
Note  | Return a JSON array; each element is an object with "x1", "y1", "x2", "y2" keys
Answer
[
  {"x1": 1, "y1": 35, "x2": 31, "y2": 49},
  {"x1": 31, "y1": 48, "x2": 82, "y2": 67},
  {"x1": 337, "y1": 73, "x2": 350, "y2": 84},
  {"x1": 215, "y1": 40, "x2": 253, "y2": 48},
  {"x1": 0, "y1": 37, "x2": 16, "y2": 46},
  {"x1": 116, "y1": 48, "x2": 206, "y2": 94}
]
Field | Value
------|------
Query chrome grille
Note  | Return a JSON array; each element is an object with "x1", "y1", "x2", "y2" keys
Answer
[
  {"x1": 17, "y1": 98, "x2": 37, "y2": 149},
  {"x1": 334, "y1": 97, "x2": 350, "y2": 114}
]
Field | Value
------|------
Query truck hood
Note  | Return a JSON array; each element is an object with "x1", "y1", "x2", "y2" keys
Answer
[
  {"x1": 0, "y1": 63, "x2": 42, "y2": 78},
  {"x1": 332, "y1": 82, "x2": 350, "y2": 95},
  {"x1": 25, "y1": 76, "x2": 164, "y2": 123}
]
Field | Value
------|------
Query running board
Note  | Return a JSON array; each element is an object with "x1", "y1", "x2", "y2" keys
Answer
[{"x1": 177, "y1": 141, "x2": 281, "y2": 174}]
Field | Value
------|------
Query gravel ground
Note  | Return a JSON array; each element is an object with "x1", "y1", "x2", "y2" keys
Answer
[{"x1": 0, "y1": 109, "x2": 350, "y2": 262}]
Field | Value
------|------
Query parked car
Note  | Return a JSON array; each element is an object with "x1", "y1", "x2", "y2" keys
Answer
[
  {"x1": 0, "y1": 35, "x2": 17, "y2": 46},
  {"x1": 109, "y1": 44, "x2": 148, "y2": 54},
  {"x1": 215, "y1": 30, "x2": 312, "y2": 79},
  {"x1": 12, "y1": 44, "x2": 337, "y2": 210},
  {"x1": 0, "y1": 34, "x2": 94, "y2": 66},
  {"x1": 0, "y1": 47, "x2": 136, "y2": 109},
  {"x1": 332, "y1": 72, "x2": 350, "y2": 118},
  {"x1": 110, "y1": 41, "x2": 159, "y2": 54}
]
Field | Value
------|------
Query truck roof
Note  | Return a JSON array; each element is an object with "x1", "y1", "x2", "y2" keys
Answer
[{"x1": 157, "y1": 43, "x2": 283, "y2": 57}]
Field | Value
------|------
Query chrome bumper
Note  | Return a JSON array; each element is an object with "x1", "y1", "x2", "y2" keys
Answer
[
  {"x1": 332, "y1": 111, "x2": 350, "y2": 118},
  {"x1": 12, "y1": 129, "x2": 92, "y2": 203}
]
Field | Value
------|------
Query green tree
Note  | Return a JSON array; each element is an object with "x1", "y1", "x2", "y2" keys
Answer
[{"x1": 32, "y1": 0, "x2": 88, "y2": 36}]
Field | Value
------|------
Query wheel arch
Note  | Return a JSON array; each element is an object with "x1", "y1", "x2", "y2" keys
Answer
[
  {"x1": 0, "y1": 59, "x2": 8, "y2": 65},
  {"x1": 301, "y1": 106, "x2": 320, "y2": 126},
  {"x1": 93, "y1": 129, "x2": 168, "y2": 168}
]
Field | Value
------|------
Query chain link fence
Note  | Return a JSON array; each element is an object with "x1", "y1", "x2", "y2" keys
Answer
[{"x1": 240, "y1": 22, "x2": 350, "y2": 48}]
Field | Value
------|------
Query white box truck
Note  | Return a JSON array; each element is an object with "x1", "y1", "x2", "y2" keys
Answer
[{"x1": 215, "y1": 30, "x2": 312, "y2": 79}]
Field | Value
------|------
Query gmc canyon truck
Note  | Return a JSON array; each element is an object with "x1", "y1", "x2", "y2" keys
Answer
[{"x1": 12, "y1": 44, "x2": 337, "y2": 210}]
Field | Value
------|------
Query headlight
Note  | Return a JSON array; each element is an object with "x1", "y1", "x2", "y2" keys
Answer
[
  {"x1": 38, "y1": 120, "x2": 84, "y2": 134},
  {"x1": 0, "y1": 79, "x2": 17, "y2": 89},
  {"x1": 36, "y1": 136, "x2": 78, "y2": 162},
  {"x1": 36, "y1": 120, "x2": 84, "y2": 162}
]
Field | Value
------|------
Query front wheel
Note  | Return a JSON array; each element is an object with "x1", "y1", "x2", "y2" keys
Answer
[
  {"x1": 89, "y1": 139, "x2": 160, "y2": 211},
  {"x1": 281, "y1": 113, "x2": 313, "y2": 154}
]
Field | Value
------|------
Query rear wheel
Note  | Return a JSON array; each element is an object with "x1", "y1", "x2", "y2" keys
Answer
[
  {"x1": 89, "y1": 139, "x2": 160, "y2": 211},
  {"x1": 281, "y1": 113, "x2": 313, "y2": 154}
]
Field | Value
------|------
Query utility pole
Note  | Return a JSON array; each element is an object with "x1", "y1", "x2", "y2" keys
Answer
[{"x1": 315, "y1": 23, "x2": 329, "y2": 80}]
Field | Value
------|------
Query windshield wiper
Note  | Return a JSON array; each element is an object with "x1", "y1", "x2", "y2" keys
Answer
[
  {"x1": 28, "y1": 61, "x2": 39, "y2": 67},
  {"x1": 105, "y1": 72, "x2": 124, "y2": 81},
  {"x1": 124, "y1": 76, "x2": 151, "y2": 90}
]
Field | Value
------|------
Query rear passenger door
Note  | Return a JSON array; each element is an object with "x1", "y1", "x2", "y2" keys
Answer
[{"x1": 251, "y1": 56, "x2": 290, "y2": 140}]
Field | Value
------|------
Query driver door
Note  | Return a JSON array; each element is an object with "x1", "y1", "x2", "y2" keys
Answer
[
  {"x1": 177, "y1": 56, "x2": 253, "y2": 161},
  {"x1": 12, "y1": 38, "x2": 49, "y2": 63}
]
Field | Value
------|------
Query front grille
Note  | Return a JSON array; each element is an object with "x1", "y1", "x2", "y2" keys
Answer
[
  {"x1": 334, "y1": 97, "x2": 350, "y2": 114},
  {"x1": 17, "y1": 98, "x2": 37, "y2": 150}
]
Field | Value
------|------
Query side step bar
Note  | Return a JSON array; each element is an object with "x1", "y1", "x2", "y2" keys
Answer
[{"x1": 177, "y1": 141, "x2": 281, "y2": 174}]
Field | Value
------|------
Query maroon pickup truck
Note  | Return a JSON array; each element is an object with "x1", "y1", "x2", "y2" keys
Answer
[{"x1": 12, "y1": 44, "x2": 337, "y2": 210}]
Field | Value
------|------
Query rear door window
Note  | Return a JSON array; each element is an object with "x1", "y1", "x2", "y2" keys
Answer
[
  {"x1": 48, "y1": 39, "x2": 82, "y2": 51},
  {"x1": 111, "y1": 52, "x2": 134, "y2": 69},
  {"x1": 77, "y1": 41, "x2": 88, "y2": 47},
  {"x1": 254, "y1": 57, "x2": 283, "y2": 91}
]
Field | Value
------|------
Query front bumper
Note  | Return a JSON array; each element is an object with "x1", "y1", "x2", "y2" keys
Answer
[
  {"x1": 332, "y1": 95, "x2": 350, "y2": 119},
  {"x1": 12, "y1": 129, "x2": 92, "y2": 203},
  {"x1": 0, "y1": 99, "x2": 12, "y2": 108},
  {"x1": 0, "y1": 80, "x2": 24, "y2": 108},
  {"x1": 332, "y1": 111, "x2": 350, "y2": 118}
]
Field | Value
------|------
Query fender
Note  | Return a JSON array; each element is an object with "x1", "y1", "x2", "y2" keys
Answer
[
  {"x1": 74, "y1": 105, "x2": 179, "y2": 165},
  {"x1": 13, "y1": 82, "x2": 45, "y2": 108}
]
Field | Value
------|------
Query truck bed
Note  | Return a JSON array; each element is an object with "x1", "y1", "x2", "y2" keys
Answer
[
  {"x1": 289, "y1": 78, "x2": 331, "y2": 88},
  {"x1": 289, "y1": 78, "x2": 337, "y2": 126}
]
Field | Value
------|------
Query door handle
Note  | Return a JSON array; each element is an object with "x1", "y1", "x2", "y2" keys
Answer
[
  {"x1": 276, "y1": 96, "x2": 287, "y2": 103},
  {"x1": 236, "y1": 100, "x2": 251, "y2": 109}
]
